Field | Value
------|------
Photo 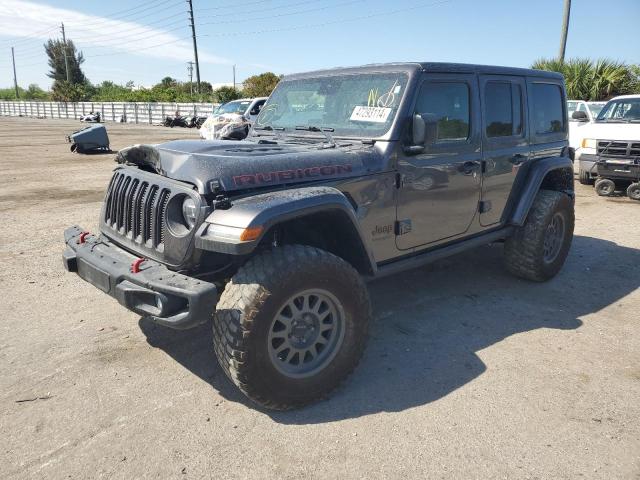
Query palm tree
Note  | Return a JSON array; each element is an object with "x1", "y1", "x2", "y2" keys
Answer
[{"x1": 532, "y1": 58, "x2": 638, "y2": 100}]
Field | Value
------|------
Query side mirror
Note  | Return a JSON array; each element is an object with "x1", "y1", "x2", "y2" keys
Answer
[
  {"x1": 405, "y1": 113, "x2": 438, "y2": 154},
  {"x1": 572, "y1": 110, "x2": 589, "y2": 122}
]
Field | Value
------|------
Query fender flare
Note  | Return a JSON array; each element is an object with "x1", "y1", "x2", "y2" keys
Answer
[
  {"x1": 195, "y1": 186, "x2": 376, "y2": 272},
  {"x1": 509, "y1": 156, "x2": 574, "y2": 226}
]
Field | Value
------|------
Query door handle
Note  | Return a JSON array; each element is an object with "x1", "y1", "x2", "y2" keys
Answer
[
  {"x1": 509, "y1": 154, "x2": 527, "y2": 165},
  {"x1": 459, "y1": 160, "x2": 480, "y2": 175}
]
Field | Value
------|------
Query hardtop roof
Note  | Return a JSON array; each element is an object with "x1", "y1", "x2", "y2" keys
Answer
[{"x1": 283, "y1": 62, "x2": 563, "y2": 81}]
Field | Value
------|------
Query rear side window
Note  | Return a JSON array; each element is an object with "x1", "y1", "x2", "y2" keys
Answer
[
  {"x1": 415, "y1": 82, "x2": 470, "y2": 142},
  {"x1": 532, "y1": 83, "x2": 564, "y2": 134}
]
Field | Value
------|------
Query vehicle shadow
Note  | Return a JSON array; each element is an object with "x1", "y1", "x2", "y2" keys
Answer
[{"x1": 139, "y1": 235, "x2": 640, "y2": 423}]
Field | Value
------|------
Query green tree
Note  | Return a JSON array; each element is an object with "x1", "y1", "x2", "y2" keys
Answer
[
  {"x1": 45, "y1": 39, "x2": 86, "y2": 84},
  {"x1": 51, "y1": 80, "x2": 93, "y2": 102},
  {"x1": 212, "y1": 86, "x2": 242, "y2": 103},
  {"x1": 24, "y1": 84, "x2": 49, "y2": 100},
  {"x1": 242, "y1": 72, "x2": 280, "y2": 97},
  {"x1": 158, "y1": 77, "x2": 178, "y2": 88},
  {"x1": 532, "y1": 58, "x2": 639, "y2": 100}
]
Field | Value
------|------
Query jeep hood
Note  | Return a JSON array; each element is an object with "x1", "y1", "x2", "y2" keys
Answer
[
  {"x1": 116, "y1": 139, "x2": 381, "y2": 194},
  {"x1": 579, "y1": 122, "x2": 640, "y2": 141}
]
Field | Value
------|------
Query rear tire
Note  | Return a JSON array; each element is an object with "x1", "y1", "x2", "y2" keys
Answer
[
  {"x1": 595, "y1": 178, "x2": 615, "y2": 196},
  {"x1": 578, "y1": 169, "x2": 593, "y2": 185},
  {"x1": 213, "y1": 244, "x2": 370, "y2": 410},
  {"x1": 504, "y1": 190, "x2": 574, "y2": 282},
  {"x1": 627, "y1": 182, "x2": 640, "y2": 201}
]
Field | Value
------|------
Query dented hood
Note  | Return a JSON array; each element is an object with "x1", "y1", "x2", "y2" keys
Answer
[{"x1": 117, "y1": 139, "x2": 381, "y2": 194}]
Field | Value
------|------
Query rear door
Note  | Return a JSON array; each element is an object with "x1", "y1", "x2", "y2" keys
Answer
[{"x1": 479, "y1": 75, "x2": 529, "y2": 226}]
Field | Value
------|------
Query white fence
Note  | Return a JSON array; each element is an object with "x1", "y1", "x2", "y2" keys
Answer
[{"x1": 0, "y1": 101, "x2": 219, "y2": 125}]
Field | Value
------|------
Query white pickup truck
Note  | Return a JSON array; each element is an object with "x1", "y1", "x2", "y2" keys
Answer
[
  {"x1": 567, "y1": 100, "x2": 606, "y2": 148},
  {"x1": 574, "y1": 95, "x2": 640, "y2": 184}
]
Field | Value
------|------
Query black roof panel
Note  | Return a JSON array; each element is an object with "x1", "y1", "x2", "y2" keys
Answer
[{"x1": 284, "y1": 62, "x2": 563, "y2": 81}]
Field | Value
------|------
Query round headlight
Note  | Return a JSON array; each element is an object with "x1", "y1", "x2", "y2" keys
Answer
[{"x1": 182, "y1": 197, "x2": 197, "y2": 228}]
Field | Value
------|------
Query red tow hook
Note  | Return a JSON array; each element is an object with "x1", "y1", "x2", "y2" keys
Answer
[
  {"x1": 131, "y1": 257, "x2": 146, "y2": 274},
  {"x1": 77, "y1": 231, "x2": 90, "y2": 244}
]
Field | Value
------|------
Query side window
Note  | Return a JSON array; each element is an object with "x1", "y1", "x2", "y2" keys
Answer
[
  {"x1": 250, "y1": 100, "x2": 265, "y2": 115},
  {"x1": 532, "y1": 83, "x2": 564, "y2": 134},
  {"x1": 576, "y1": 102, "x2": 587, "y2": 112},
  {"x1": 415, "y1": 81, "x2": 470, "y2": 142},
  {"x1": 485, "y1": 82, "x2": 512, "y2": 137},
  {"x1": 484, "y1": 81, "x2": 523, "y2": 138}
]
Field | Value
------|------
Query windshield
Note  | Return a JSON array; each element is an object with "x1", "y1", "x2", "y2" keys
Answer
[
  {"x1": 567, "y1": 101, "x2": 580, "y2": 117},
  {"x1": 596, "y1": 98, "x2": 640, "y2": 122},
  {"x1": 587, "y1": 102, "x2": 605, "y2": 118},
  {"x1": 217, "y1": 100, "x2": 251, "y2": 115},
  {"x1": 255, "y1": 72, "x2": 409, "y2": 137}
]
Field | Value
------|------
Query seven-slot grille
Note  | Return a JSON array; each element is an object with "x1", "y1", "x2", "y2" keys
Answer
[
  {"x1": 597, "y1": 140, "x2": 640, "y2": 158},
  {"x1": 103, "y1": 170, "x2": 171, "y2": 250}
]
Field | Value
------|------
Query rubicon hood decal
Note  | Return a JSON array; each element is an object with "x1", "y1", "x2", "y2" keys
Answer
[
  {"x1": 233, "y1": 164, "x2": 353, "y2": 187},
  {"x1": 121, "y1": 139, "x2": 381, "y2": 194}
]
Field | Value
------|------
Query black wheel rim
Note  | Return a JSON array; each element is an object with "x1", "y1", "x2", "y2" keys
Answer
[
  {"x1": 268, "y1": 289, "x2": 345, "y2": 379},
  {"x1": 543, "y1": 212, "x2": 565, "y2": 264}
]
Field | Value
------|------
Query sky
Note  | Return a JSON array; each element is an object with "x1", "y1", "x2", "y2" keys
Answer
[{"x1": 0, "y1": 0, "x2": 639, "y2": 90}]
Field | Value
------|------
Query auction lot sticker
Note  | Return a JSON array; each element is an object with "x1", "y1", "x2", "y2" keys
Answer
[{"x1": 350, "y1": 106, "x2": 392, "y2": 123}]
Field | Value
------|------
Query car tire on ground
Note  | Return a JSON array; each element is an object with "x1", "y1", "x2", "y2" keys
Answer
[
  {"x1": 213, "y1": 244, "x2": 371, "y2": 410},
  {"x1": 626, "y1": 182, "x2": 640, "y2": 201},
  {"x1": 504, "y1": 190, "x2": 574, "y2": 282},
  {"x1": 595, "y1": 178, "x2": 616, "y2": 196},
  {"x1": 578, "y1": 169, "x2": 593, "y2": 185}
]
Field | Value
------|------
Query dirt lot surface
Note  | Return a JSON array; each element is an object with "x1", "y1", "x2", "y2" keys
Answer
[{"x1": 1, "y1": 116, "x2": 639, "y2": 479}]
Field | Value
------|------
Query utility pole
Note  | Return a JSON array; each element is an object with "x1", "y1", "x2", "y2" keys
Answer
[
  {"x1": 61, "y1": 22, "x2": 71, "y2": 82},
  {"x1": 11, "y1": 47, "x2": 19, "y2": 98},
  {"x1": 233, "y1": 64, "x2": 236, "y2": 91},
  {"x1": 187, "y1": 61, "x2": 194, "y2": 96},
  {"x1": 186, "y1": 0, "x2": 201, "y2": 94},
  {"x1": 558, "y1": 0, "x2": 571, "y2": 63}
]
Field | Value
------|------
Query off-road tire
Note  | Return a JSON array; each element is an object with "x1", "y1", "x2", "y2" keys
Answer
[
  {"x1": 578, "y1": 169, "x2": 592, "y2": 185},
  {"x1": 594, "y1": 178, "x2": 615, "y2": 196},
  {"x1": 504, "y1": 190, "x2": 574, "y2": 282},
  {"x1": 213, "y1": 244, "x2": 371, "y2": 410},
  {"x1": 626, "y1": 182, "x2": 640, "y2": 201}
]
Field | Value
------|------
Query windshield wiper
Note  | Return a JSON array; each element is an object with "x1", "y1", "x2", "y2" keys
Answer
[
  {"x1": 295, "y1": 125, "x2": 336, "y2": 148},
  {"x1": 253, "y1": 125, "x2": 285, "y2": 131}
]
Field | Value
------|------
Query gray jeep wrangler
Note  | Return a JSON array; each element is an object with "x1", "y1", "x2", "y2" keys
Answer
[{"x1": 63, "y1": 63, "x2": 575, "y2": 410}]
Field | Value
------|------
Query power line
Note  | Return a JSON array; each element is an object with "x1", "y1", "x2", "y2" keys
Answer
[
  {"x1": 200, "y1": 0, "x2": 453, "y2": 38},
  {"x1": 70, "y1": 0, "x2": 178, "y2": 28},
  {"x1": 83, "y1": 36, "x2": 193, "y2": 58},
  {"x1": 198, "y1": 0, "x2": 323, "y2": 19},
  {"x1": 69, "y1": 11, "x2": 186, "y2": 40},
  {"x1": 197, "y1": 0, "x2": 275, "y2": 12},
  {"x1": 70, "y1": 22, "x2": 188, "y2": 49},
  {"x1": 198, "y1": 0, "x2": 365, "y2": 27},
  {"x1": 0, "y1": 26, "x2": 58, "y2": 47}
]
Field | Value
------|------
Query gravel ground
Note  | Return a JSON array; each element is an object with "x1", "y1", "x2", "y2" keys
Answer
[{"x1": 1, "y1": 116, "x2": 639, "y2": 480}]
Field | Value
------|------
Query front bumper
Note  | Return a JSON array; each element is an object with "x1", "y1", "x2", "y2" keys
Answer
[
  {"x1": 578, "y1": 153, "x2": 599, "y2": 177},
  {"x1": 63, "y1": 226, "x2": 217, "y2": 329}
]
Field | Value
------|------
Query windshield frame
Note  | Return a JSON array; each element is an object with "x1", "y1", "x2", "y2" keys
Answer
[{"x1": 250, "y1": 65, "x2": 421, "y2": 142}]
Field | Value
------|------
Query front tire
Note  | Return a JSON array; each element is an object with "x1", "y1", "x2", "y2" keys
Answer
[
  {"x1": 213, "y1": 245, "x2": 371, "y2": 410},
  {"x1": 504, "y1": 190, "x2": 574, "y2": 282},
  {"x1": 578, "y1": 169, "x2": 593, "y2": 185}
]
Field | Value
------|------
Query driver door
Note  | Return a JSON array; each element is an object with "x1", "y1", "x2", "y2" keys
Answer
[{"x1": 396, "y1": 73, "x2": 482, "y2": 250}]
